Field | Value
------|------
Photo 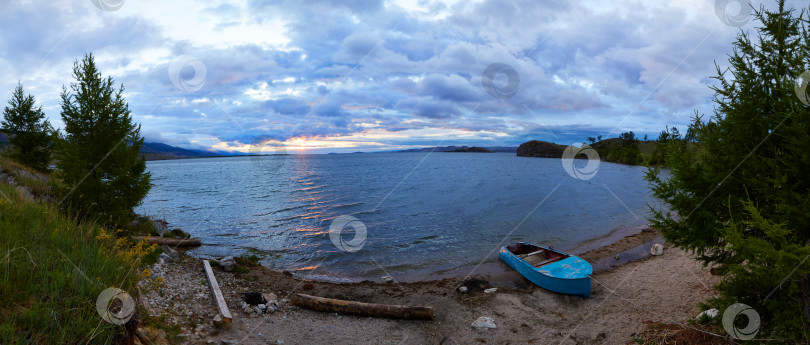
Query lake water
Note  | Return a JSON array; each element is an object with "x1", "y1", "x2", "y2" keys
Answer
[{"x1": 136, "y1": 152, "x2": 659, "y2": 281}]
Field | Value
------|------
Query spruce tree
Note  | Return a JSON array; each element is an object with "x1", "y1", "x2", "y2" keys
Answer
[
  {"x1": 1, "y1": 83, "x2": 53, "y2": 171},
  {"x1": 56, "y1": 53, "x2": 151, "y2": 224},
  {"x1": 645, "y1": 1, "x2": 809, "y2": 340}
]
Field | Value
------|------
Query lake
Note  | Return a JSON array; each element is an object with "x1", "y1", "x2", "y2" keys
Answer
[{"x1": 136, "y1": 152, "x2": 659, "y2": 281}]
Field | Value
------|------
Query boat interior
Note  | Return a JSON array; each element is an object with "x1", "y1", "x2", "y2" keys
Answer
[{"x1": 506, "y1": 243, "x2": 570, "y2": 268}]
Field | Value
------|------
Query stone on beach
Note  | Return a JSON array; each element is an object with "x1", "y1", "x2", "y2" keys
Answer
[
  {"x1": 161, "y1": 245, "x2": 179, "y2": 260},
  {"x1": 483, "y1": 288, "x2": 497, "y2": 294},
  {"x1": 382, "y1": 276, "x2": 394, "y2": 283},
  {"x1": 471, "y1": 316, "x2": 497, "y2": 330},
  {"x1": 650, "y1": 244, "x2": 664, "y2": 256},
  {"x1": 696, "y1": 308, "x2": 719, "y2": 319},
  {"x1": 157, "y1": 253, "x2": 174, "y2": 264},
  {"x1": 458, "y1": 286, "x2": 468, "y2": 293},
  {"x1": 219, "y1": 256, "x2": 236, "y2": 272}
]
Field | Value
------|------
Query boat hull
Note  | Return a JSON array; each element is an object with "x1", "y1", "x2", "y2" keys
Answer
[{"x1": 499, "y1": 243, "x2": 592, "y2": 298}]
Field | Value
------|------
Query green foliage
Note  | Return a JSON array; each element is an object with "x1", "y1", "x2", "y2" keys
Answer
[
  {"x1": 55, "y1": 53, "x2": 151, "y2": 225},
  {"x1": 0, "y1": 183, "x2": 138, "y2": 344},
  {"x1": 709, "y1": 201, "x2": 810, "y2": 341},
  {"x1": 591, "y1": 131, "x2": 644, "y2": 165},
  {"x1": 1, "y1": 83, "x2": 53, "y2": 171},
  {"x1": 645, "y1": 2, "x2": 810, "y2": 342}
]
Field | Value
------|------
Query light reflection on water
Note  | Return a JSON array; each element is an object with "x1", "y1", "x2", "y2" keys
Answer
[{"x1": 136, "y1": 152, "x2": 659, "y2": 281}]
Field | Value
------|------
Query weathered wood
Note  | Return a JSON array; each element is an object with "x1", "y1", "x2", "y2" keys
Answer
[
  {"x1": 131, "y1": 236, "x2": 201, "y2": 247},
  {"x1": 203, "y1": 260, "x2": 232, "y2": 326},
  {"x1": 291, "y1": 293, "x2": 433, "y2": 320}
]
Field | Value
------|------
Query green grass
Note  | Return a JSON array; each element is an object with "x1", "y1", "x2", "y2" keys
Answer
[{"x1": 0, "y1": 181, "x2": 141, "y2": 344}]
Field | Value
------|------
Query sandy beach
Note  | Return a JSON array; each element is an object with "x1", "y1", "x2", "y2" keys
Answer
[{"x1": 139, "y1": 228, "x2": 719, "y2": 345}]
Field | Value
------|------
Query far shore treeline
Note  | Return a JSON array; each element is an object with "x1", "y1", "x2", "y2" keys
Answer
[{"x1": 0, "y1": 0, "x2": 809, "y2": 342}]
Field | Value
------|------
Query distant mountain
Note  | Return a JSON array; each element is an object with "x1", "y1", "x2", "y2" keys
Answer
[
  {"x1": 140, "y1": 142, "x2": 223, "y2": 160},
  {"x1": 397, "y1": 145, "x2": 517, "y2": 153},
  {"x1": 445, "y1": 146, "x2": 492, "y2": 153}
]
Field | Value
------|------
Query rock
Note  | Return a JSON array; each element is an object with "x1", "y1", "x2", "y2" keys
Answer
[
  {"x1": 696, "y1": 308, "x2": 720, "y2": 319},
  {"x1": 253, "y1": 305, "x2": 263, "y2": 314},
  {"x1": 38, "y1": 194, "x2": 55, "y2": 203},
  {"x1": 243, "y1": 292, "x2": 267, "y2": 305},
  {"x1": 150, "y1": 218, "x2": 169, "y2": 237},
  {"x1": 641, "y1": 225, "x2": 653, "y2": 232},
  {"x1": 381, "y1": 276, "x2": 394, "y2": 283},
  {"x1": 458, "y1": 286, "x2": 468, "y2": 293},
  {"x1": 483, "y1": 288, "x2": 497, "y2": 294},
  {"x1": 157, "y1": 253, "x2": 173, "y2": 264},
  {"x1": 258, "y1": 304, "x2": 266, "y2": 311},
  {"x1": 220, "y1": 256, "x2": 236, "y2": 272},
  {"x1": 263, "y1": 292, "x2": 278, "y2": 303},
  {"x1": 213, "y1": 314, "x2": 230, "y2": 329},
  {"x1": 136, "y1": 326, "x2": 169, "y2": 345},
  {"x1": 161, "y1": 245, "x2": 179, "y2": 260},
  {"x1": 614, "y1": 254, "x2": 620, "y2": 260},
  {"x1": 650, "y1": 244, "x2": 664, "y2": 256},
  {"x1": 16, "y1": 186, "x2": 33, "y2": 201},
  {"x1": 220, "y1": 339, "x2": 239, "y2": 345},
  {"x1": 471, "y1": 316, "x2": 497, "y2": 330},
  {"x1": 277, "y1": 340, "x2": 284, "y2": 345}
]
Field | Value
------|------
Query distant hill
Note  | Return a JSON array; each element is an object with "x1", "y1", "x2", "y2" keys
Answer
[
  {"x1": 516, "y1": 140, "x2": 567, "y2": 158},
  {"x1": 140, "y1": 142, "x2": 222, "y2": 161},
  {"x1": 398, "y1": 145, "x2": 517, "y2": 153},
  {"x1": 445, "y1": 146, "x2": 492, "y2": 153}
]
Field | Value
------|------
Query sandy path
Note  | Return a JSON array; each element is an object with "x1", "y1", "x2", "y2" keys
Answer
[{"x1": 144, "y1": 242, "x2": 718, "y2": 345}]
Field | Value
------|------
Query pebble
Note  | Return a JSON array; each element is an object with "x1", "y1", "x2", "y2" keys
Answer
[
  {"x1": 458, "y1": 286, "x2": 468, "y2": 293},
  {"x1": 382, "y1": 276, "x2": 394, "y2": 283},
  {"x1": 483, "y1": 288, "x2": 497, "y2": 294},
  {"x1": 471, "y1": 316, "x2": 497, "y2": 330}
]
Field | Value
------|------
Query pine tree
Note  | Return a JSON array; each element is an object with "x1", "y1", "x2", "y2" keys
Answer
[
  {"x1": 1, "y1": 83, "x2": 53, "y2": 171},
  {"x1": 56, "y1": 53, "x2": 151, "y2": 224},
  {"x1": 645, "y1": 1, "x2": 809, "y2": 340}
]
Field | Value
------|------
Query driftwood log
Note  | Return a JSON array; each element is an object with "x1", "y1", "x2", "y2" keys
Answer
[
  {"x1": 291, "y1": 293, "x2": 433, "y2": 320},
  {"x1": 131, "y1": 236, "x2": 201, "y2": 247}
]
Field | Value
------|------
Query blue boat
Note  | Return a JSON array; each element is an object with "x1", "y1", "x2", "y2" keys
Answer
[{"x1": 499, "y1": 242, "x2": 592, "y2": 298}]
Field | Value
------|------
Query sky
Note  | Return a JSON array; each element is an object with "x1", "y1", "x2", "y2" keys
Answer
[{"x1": 0, "y1": 0, "x2": 792, "y2": 153}]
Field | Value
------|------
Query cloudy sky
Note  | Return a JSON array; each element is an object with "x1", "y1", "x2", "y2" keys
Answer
[{"x1": 0, "y1": 0, "x2": 784, "y2": 153}]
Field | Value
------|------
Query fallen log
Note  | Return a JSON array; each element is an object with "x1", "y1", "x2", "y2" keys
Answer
[
  {"x1": 203, "y1": 260, "x2": 232, "y2": 327},
  {"x1": 131, "y1": 236, "x2": 201, "y2": 247},
  {"x1": 291, "y1": 293, "x2": 433, "y2": 320}
]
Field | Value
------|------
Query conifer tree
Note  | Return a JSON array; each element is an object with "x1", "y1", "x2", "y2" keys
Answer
[
  {"x1": 56, "y1": 53, "x2": 151, "y2": 224},
  {"x1": 1, "y1": 83, "x2": 53, "y2": 171},
  {"x1": 646, "y1": 1, "x2": 809, "y2": 340}
]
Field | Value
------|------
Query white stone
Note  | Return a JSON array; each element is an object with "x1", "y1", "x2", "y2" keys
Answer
[
  {"x1": 483, "y1": 288, "x2": 497, "y2": 294},
  {"x1": 219, "y1": 256, "x2": 236, "y2": 272},
  {"x1": 458, "y1": 286, "x2": 468, "y2": 293},
  {"x1": 696, "y1": 309, "x2": 720, "y2": 319},
  {"x1": 381, "y1": 276, "x2": 394, "y2": 283},
  {"x1": 650, "y1": 244, "x2": 664, "y2": 256},
  {"x1": 471, "y1": 316, "x2": 497, "y2": 330},
  {"x1": 258, "y1": 304, "x2": 266, "y2": 311}
]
